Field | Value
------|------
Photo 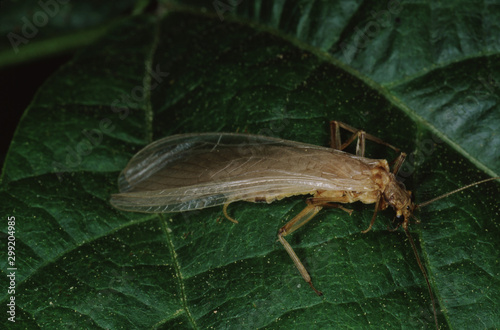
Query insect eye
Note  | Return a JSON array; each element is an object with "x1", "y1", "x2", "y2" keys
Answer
[{"x1": 406, "y1": 206, "x2": 410, "y2": 210}]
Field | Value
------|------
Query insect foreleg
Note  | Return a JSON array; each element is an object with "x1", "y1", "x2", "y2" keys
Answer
[
  {"x1": 361, "y1": 195, "x2": 382, "y2": 234},
  {"x1": 278, "y1": 203, "x2": 323, "y2": 295}
]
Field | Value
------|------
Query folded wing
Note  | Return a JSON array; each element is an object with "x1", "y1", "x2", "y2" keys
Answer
[{"x1": 110, "y1": 133, "x2": 383, "y2": 213}]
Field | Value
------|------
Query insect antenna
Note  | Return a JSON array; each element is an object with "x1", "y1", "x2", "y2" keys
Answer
[
  {"x1": 417, "y1": 177, "x2": 500, "y2": 209},
  {"x1": 406, "y1": 176, "x2": 499, "y2": 329},
  {"x1": 403, "y1": 226, "x2": 439, "y2": 329}
]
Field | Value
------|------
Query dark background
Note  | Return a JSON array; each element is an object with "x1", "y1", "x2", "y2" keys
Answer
[{"x1": 0, "y1": 55, "x2": 72, "y2": 170}]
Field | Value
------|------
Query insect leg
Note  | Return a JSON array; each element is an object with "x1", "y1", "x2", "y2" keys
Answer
[
  {"x1": 307, "y1": 197, "x2": 353, "y2": 215},
  {"x1": 391, "y1": 152, "x2": 407, "y2": 175},
  {"x1": 329, "y1": 120, "x2": 401, "y2": 155},
  {"x1": 361, "y1": 196, "x2": 382, "y2": 234},
  {"x1": 330, "y1": 120, "x2": 406, "y2": 173},
  {"x1": 309, "y1": 194, "x2": 381, "y2": 234},
  {"x1": 222, "y1": 202, "x2": 239, "y2": 223},
  {"x1": 330, "y1": 120, "x2": 367, "y2": 156},
  {"x1": 278, "y1": 203, "x2": 323, "y2": 295}
]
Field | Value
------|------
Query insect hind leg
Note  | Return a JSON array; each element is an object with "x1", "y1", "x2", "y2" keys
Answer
[
  {"x1": 307, "y1": 197, "x2": 353, "y2": 215},
  {"x1": 330, "y1": 120, "x2": 367, "y2": 156},
  {"x1": 278, "y1": 203, "x2": 324, "y2": 296},
  {"x1": 330, "y1": 120, "x2": 401, "y2": 154},
  {"x1": 329, "y1": 120, "x2": 405, "y2": 174}
]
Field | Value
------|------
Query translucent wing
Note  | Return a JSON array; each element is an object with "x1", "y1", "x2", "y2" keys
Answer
[{"x1": 110, "y1": 133, "x2": 385, "y2": 213}]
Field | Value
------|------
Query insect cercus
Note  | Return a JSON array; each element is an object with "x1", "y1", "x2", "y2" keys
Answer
[{"x1": 111, "y1": 121, "x2": 499, "y2": 329}]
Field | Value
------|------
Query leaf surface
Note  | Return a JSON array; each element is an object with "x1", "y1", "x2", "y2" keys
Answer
[
  {"x1": 0, "y1": 0, "x2": 139, "y2": 68},
  {"x1": 1, "y1": 2, "x2": 499, "y2": 329}
]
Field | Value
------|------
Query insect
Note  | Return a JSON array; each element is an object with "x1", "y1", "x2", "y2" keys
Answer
[{"x1": 110, "y1": 121, "x2": 499, "y2": 329}]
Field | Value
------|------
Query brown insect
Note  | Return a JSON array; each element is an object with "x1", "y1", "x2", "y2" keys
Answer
[{"x1": 110, "y1": 121, "x2": 499, "y2": 329}]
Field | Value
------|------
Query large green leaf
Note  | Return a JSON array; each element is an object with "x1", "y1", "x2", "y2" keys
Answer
[
  {"x1": 0, "y1": 0, "x2": 141, "y2": 68},
  {"x1": 2, "y1": 2, "x2": 499, "y2": 329}
]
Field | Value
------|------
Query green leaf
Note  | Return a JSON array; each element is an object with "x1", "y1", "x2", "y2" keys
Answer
[
  {"x1": 0, "y1": 0, "x2": 140, "y2": 68},
  {"x1": 2, "y1": 2, "x2": 499, "y2": 329}
]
